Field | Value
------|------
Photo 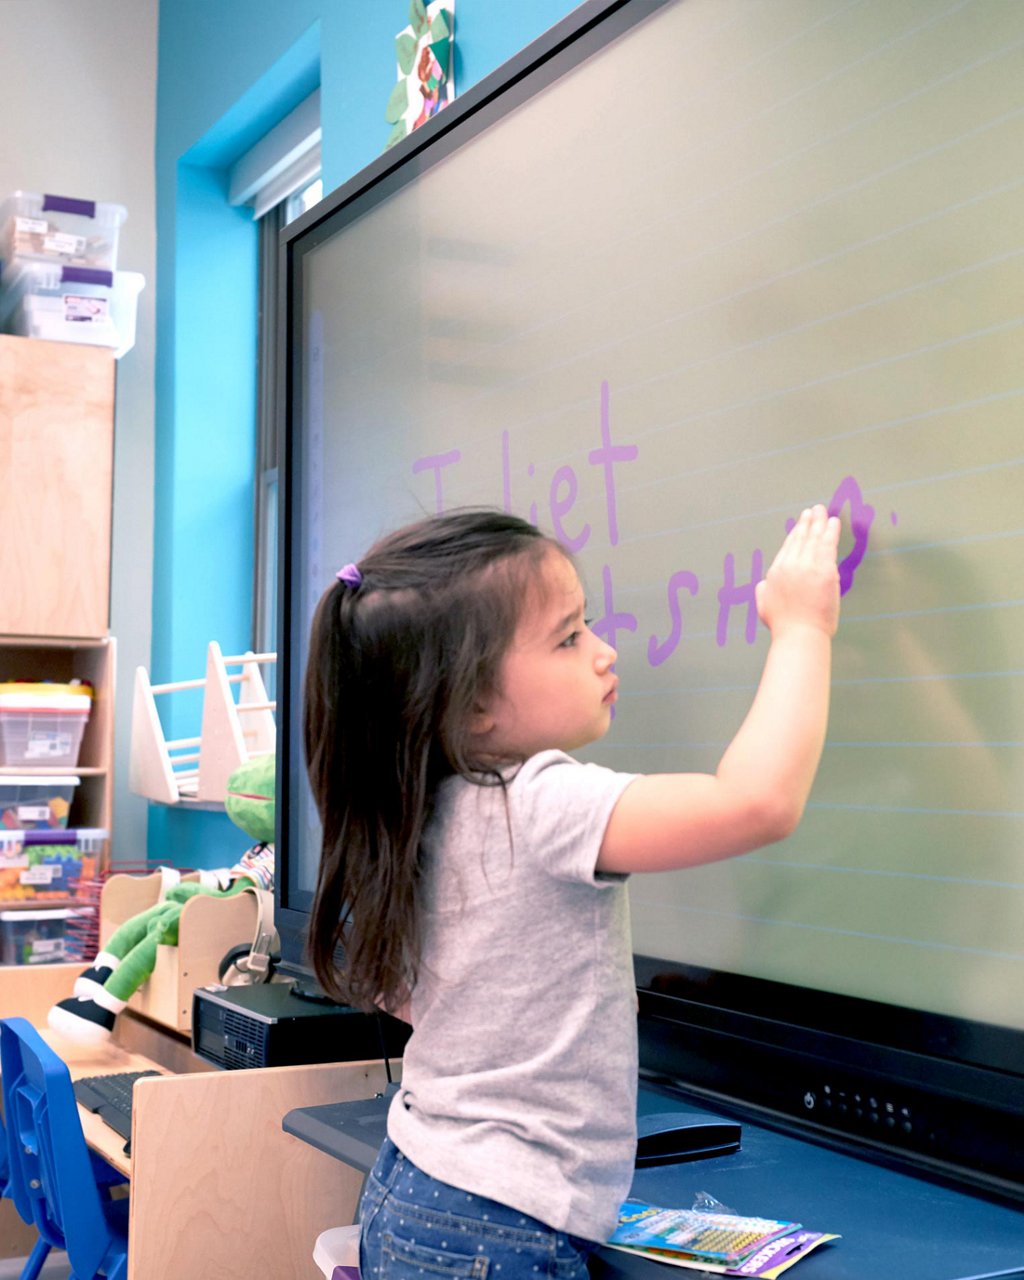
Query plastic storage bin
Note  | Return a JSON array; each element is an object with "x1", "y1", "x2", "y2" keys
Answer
[
  {"x1": 0, "y1": 829, "x2": 25, "y2": 899},
  {"x1": 0, "y1": 906, "x2": 79, "y2": 964},
  {"x1": 0, "y1": 190, "x2": 126, "y2": 273},
  {"x1": 0, "y1": 259, "x2": 143, "y2": 357},
  {"x1": 0, "y1": 828, "x2": 107, "y2": 901},
  {"x1": 0, "y1": 684, "x2": 92, "y2": 767},
  {"x1": 314, "y1": 1225, "x2": 360, "y2": 1280},
  {"x1": 0, "y1": 776, "x2": 80, "y2": 831}
]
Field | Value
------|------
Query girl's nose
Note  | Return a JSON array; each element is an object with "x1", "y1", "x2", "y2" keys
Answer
[{"x1": 596, "y1": 638, "x2": 617, "y2": 669}]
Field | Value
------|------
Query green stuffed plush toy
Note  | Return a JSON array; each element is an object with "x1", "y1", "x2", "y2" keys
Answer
[
  {"x1": 223, "y1": 748, "x2": 275, "y2": 844},
  {"x1": 48, "y1": 753, "x2": 276, "y2": 1045}
]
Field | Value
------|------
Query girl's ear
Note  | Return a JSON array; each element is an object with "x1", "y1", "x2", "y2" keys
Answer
[{"x1": 469, "y1": 701, "x2": 496, "y2": 737}]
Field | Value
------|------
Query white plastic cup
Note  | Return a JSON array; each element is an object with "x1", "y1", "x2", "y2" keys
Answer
[{"x1": 313, "y1": 1223, "x2": 360, "y2": 1279}]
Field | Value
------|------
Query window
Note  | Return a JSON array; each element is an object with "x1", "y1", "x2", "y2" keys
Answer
[
  {"x1": 286, "y1": 178, "x2": 323, "y2": 223},
  {"x1": 253, "y1": 178, "x2": 322, "y2": 691},
  {"x1": 228, "y1": 94, "x2": 322, "y2": 684}
]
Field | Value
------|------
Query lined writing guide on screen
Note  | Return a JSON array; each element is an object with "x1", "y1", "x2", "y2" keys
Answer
[{"x1": 299, "y1": 0, "x2": 1023, "y2": 1030}]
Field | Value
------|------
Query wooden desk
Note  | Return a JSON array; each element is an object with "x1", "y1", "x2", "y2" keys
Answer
[
  {"x1": 1, "y1": 962, "x2": 389, "y2": 1279},
  {"x1": 45, "y1": 1030, "x2": 171, "y2": 1178}
]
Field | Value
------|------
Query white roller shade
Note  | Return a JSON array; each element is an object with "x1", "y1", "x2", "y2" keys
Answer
[{"x1": 229, "y1": 89, "x2": 321, "y2": 220}]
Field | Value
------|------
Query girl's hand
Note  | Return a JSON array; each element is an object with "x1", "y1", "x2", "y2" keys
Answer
[
  {"x1": 598, "y1": 502, "x2": 842, "y2": 876},
  {"x1": 756, "y1": 505, "x2": 841, "y2": 640}
]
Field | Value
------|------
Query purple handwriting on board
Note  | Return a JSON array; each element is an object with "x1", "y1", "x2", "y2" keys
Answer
[
  {"x1": 411, "y1": 387, "x2": 877, "y2": 669},
  {"x1": 412, "y1": 449, "x2": 462, "y2": 512},
  {"x1": 718, "y1": 549, "x2": 765, "y2": 648},
  {"x1": 635, "y1": 474, "x2": 876, "y2": 667},
  {"x1": 590, "y1": 562, "x2": 638, "y2": 652},
  {"x1": 413, "y1": 381, "x2": 638, "y2": 547},
  {"x1": 646, "y1": 570, "x2": 699, "y2": 667},
  {"x1": 503, "y1": 380, "x2": 638, "y2": 549},
  {"x1": 829, "y1": 474, "x2": 875, "y2": 595}
]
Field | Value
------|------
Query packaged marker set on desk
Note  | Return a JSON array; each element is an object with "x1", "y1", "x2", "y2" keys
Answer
[{"x1": 608, "y1": 1199, "x2": 839, "y2": 1276}]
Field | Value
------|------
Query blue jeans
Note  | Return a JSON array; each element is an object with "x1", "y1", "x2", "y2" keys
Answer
[{"x1": 359, "y1": 1137, "x2": 595, "y2": 1280}]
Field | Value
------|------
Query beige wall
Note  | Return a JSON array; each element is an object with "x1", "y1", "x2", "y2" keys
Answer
[{"x1": 0, "y1": 0, "x2": 157, "y2": 860}]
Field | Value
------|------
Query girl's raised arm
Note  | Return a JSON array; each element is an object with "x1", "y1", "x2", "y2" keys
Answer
[{"x1": 597, "y1": 504, "x2": 841, "y2": 875}]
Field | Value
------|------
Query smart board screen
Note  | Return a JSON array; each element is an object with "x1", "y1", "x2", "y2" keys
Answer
[{"x1": 285, "y1": 0, "x2": 1024, "y2": 1038}]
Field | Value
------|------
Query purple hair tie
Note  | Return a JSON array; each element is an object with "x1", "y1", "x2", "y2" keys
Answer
[{"x1": 336, "y1": 563, "x2": 363, "y2": 588}]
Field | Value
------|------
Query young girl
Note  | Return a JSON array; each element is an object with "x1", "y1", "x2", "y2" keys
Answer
[{"x1": 304, "y1": 505, "x2": 841, "y2": 1279}]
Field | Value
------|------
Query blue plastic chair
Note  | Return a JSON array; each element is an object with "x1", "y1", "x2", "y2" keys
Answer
[
  {"x1": 1, "y1": 1102, "x2": 52, "y2": 1280},
  {"x1": 1, "y1": 1016, "x2": 130, "y2": 1280}
]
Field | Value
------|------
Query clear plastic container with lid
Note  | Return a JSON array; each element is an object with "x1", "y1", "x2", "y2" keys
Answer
[
  {"x1": 0, "y1": 259, "x2": 143, "y2": 357},
  {"x1": 0, "y1": 682, "x2": 92, "y2": 767},
  {"x1": 0, "y1": 905, "x2": 79, "y2": 964},
  {"x1": 0, "y1": 776, "x2": 81, "y2": 831},
  {"x1": 0, "y1": 190, "x2": 127, "y2": 274},
  {"x1": 0, "y1": 827, "x2": 108, "y2": 900}
]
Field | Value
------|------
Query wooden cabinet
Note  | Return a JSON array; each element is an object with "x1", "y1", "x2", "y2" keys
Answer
[
  {"x1": 0, "y1": 635, "x2": 115, "y2": 837},
  {"x1": 0, "y1": 335, "x2": 116, "y2": 883},
  {"x1": 0, "y1": 334, "x2": 115, "y2": 639}
]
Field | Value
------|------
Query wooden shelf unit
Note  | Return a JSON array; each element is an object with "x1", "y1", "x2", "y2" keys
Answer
[
  {"x1": 0, "y1": 634, "x2": 115, "y2": 838},
  {"x1": 0, "y1": 335, "x2": 117, "y2": 883}
]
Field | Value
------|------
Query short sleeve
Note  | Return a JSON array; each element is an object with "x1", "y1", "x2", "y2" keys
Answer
[{"x1": 506, "y1": 749, "x2": 637, "y2": 886}]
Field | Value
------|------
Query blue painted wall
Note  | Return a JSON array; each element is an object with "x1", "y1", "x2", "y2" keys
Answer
[{"x1": 151, "y1": 0, "x2": 580, "y2": 865}]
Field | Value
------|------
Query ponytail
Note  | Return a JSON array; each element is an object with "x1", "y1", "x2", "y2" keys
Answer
[{"x1": 303, "y1": 510, "x2": 556, "y2": 1011}]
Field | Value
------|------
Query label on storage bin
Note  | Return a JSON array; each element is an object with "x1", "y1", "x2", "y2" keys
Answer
[
  {"x1": 44, "y1": 231, "x2": 86, "y2": 257},
  {"x1": 27, "y1": 938, "x2": 65, "y2": 961},
  {"x1": 21, "y1": 866, "x2": 55, "y2": 885},
  {"x1": 14, "y1": 215, "x2": 48, "y2": 234},
  {"x1": 17, "y1": 805, "x2": 50, "y2": 821},
  {"x1": 26, "y1": 731, "x2": 74, "y2": 759},
  {"x1": 63, "y1": 293, "x2": 109, "y2": 323}
]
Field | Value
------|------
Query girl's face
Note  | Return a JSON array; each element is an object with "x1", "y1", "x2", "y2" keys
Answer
[{"x1": 474, "y1": 547, "x2": 618, "y2": 760}]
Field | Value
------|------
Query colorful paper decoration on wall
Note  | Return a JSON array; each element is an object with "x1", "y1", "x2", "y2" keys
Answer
[{"x1": 385, "y1": 0, "x2": 455, "y2": 150}]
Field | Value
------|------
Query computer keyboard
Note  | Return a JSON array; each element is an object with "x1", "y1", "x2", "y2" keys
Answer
[{"x1": 73, "y1": 1069, "x2": 161, "y2": 1146}]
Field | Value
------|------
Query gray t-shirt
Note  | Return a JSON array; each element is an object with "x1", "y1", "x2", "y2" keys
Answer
[{"x1": 387, "y1": 749, "x2": 639, "y2": 1243}]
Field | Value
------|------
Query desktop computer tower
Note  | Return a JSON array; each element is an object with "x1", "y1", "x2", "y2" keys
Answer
[{"x1": 191, "y1": 981, "x2": 408, "y2": 1069}]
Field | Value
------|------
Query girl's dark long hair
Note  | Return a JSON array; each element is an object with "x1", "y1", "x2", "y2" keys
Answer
[{"x1": 303, "y1": 509, "x2": 558, "y2": 1012}]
